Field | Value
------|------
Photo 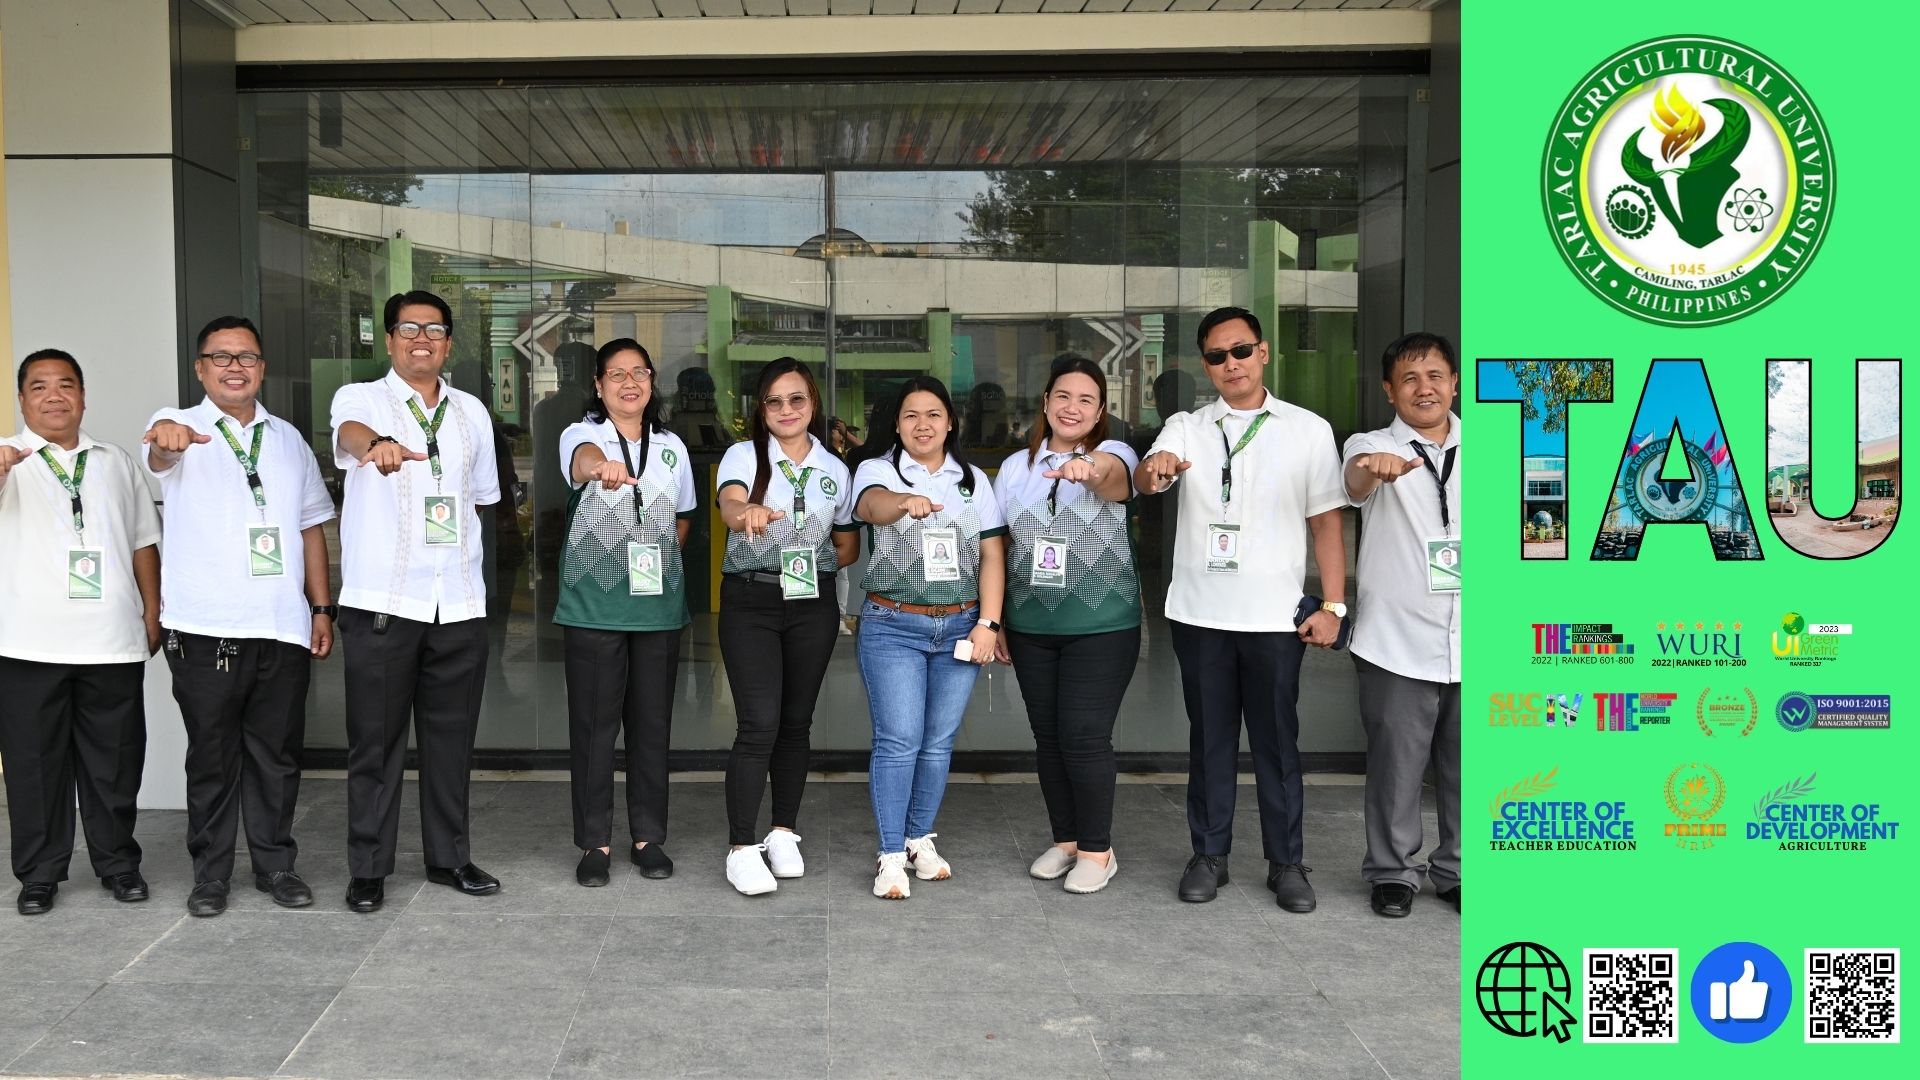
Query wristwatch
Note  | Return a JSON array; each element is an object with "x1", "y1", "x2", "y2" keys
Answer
[
  {"x1": 978, "y1": 617, "x2": 1002, "y2": 632},
  {"x1": 1320, "y1": 601, "x2": 1348, "y2": 619},
  {"x1": 311, "y1": 604, "x2": 340, "y2": 618}
]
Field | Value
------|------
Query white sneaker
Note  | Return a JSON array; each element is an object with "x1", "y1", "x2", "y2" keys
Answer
[
  {"x1": 726, "y1": 846, "x2": 778, "y2": 896},
  {"x1": 763, "y1": 830, "x2": 805, "y2": 879},
  {"x1": 904, "y1": 833, "x2": 952, "y2": 881},
  {"x1": 873, "y1": 852, "x2": 911, "y2": 899}
]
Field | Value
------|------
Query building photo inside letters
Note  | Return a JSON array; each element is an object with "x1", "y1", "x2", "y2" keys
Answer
[{"x1": 0, "y1": 2, "x2": 1463, "y2": 1078}]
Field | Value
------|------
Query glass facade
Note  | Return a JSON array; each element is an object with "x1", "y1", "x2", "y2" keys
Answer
[{"x1": 242, "y1": 73, "x2": 1426, "y2": 757}]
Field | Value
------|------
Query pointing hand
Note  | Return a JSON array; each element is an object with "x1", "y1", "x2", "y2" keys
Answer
[
  {"x1": 142, "y1": 420, "x2": 212, "y2": 455},
  {"x1": 358, "y1": 440, "x2": 429, "y2": 476}
]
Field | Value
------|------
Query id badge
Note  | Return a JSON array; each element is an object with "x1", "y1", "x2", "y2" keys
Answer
[
  {"x1": 628, "y1": 542, "x2": 664, "y2": 596},
  {"x1": 423, "y1": 494, "x2": 461, "y2": 546},
  {"x1": 67, "y1": 547, "x2": 104, "y2": 601},
  {"x1": 1031, "y1": 535, "x2": 1069, "y2": 588},
  {"x1": 1204, "y1": 523, "x2": 1241, "y2": 574},
  {"x1": 922, "y1": 527, "x2": 961, "y2": 582},
  {"x1": 247, "y1": 525, "x2": 287, "y2": 578},
  {"x1": 1427, "y1": 537, "x2": 1461, "y2": 593},
  {"x1": 780, "y1": 546, "x2": 819, "y2": 600}
]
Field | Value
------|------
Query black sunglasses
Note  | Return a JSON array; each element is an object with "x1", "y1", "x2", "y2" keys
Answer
[{"x1": 1202, "y1": 342, "x2": 1259, "y2": 367}]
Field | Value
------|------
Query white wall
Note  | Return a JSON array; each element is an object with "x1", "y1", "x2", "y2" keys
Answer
[{"x1": 3, "y1": 0, "x2": 187, "y2": 810}]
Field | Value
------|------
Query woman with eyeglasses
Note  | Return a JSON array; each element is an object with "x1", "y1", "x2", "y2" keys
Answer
[
  {"x1": 554, "y1": 339, "x2": 696, "y2": 887},
  {"x1": 853, "y1": 376, "x2": 1006, "y2": 900},
  {"x1": 715, "y1": 358, "x2": 858, "y2": 897},
  {"x1": 991, "y1": 355, "x2": 1140, "y2": 894}
]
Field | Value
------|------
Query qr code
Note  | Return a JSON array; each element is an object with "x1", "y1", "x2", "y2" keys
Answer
[
  {"x1": 1805, "y1": 949, "x2": 1900, "y2": 1043},
  {"x1": 1582, "y1": 948, "x2": 1677, "y2": 1042}
]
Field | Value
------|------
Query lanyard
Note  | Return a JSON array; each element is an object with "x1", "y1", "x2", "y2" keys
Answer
[
  {"x1": 217, "y1": 418, "x2": 268, "y2": 511},
  {"x1": 777, "y1": 459, "x2": 814, "y2": 529},
  {"x1": 1216, "y1": 411, "x2": 1271, "y2": 507},
  {"x1": 1409, "y1": 441, "x2": 1458, "y2": 533},
  {"x1": 614, "y1": 425, "x2": 651, "y2": 525},
  {"x1": 405, "y1": 397, "x2": 449, "y2": 483},
  {"x1": 1045, "y1": 449, "x2": 1086, "y2": 520},
  {"x1": 38, "y1": 446, "x2": 88, "y2": 538}
]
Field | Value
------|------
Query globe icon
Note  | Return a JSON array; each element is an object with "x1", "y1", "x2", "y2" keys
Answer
[
  {"x1": 1781, "y1": 612, "x2": 1806, "y2": 636},
  {"x1": 1475, "y1": 941, "x2": 1571, "y2": 1038}
]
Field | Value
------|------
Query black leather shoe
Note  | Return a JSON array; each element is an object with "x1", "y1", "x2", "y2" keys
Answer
[
  {"x1": 16, "y1": 882, "x2": 57, "y2": 915},
  {"x1": 1267, "y1": 863, "x2": 1316, "y2": 913},
  {"x1": 255, "y1": 870, "x2": 314, "y2": 908},
  {"x1": 426, "y1": 862, "x2": 501, "y2": 896},
  {"x1": 187, "y1": 880, "x2": 230, "y2": 917},
  {"x1": 100, "y1": 871, "x2": 149, "y2": 903},
  {"x1": 631, "y1": 843, "x2": 673, "y2": 880},
  {"x1": 1437, "y1": 885, "x2": 1461, "y2": 912},
  {"x1": 1370, "y1": 882, "x2": 1414, "y2": 918},
  {"x1": 1177, "y1": 854, "x2": 1228, "y2": 903},
  {"x1": 345, "y1": 877, "x2": 385, "y2": 913},
  {"x1": 576, "y1": 849, "x2": 611, "y2": 888}
]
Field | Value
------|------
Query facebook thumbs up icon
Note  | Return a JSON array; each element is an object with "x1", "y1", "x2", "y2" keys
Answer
[
  {"x1": 1692, "y1": 943, "x2": 1790, "y2": 1043},
  {"x1": 1709, "y1": 960, "x2": 1768, "y2": 1021}
]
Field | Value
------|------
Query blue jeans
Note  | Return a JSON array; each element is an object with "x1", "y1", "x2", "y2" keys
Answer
[{"x1": 858, "y1": 599, "x2": 982, "y2": 854}]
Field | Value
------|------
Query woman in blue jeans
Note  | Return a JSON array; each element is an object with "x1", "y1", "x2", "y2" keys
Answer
[{"x1": 852, "y1": 377, "x2": 1006, "y2": 900}]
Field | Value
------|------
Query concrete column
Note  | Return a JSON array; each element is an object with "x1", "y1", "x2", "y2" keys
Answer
[{"x1": 3, "y1": 0, "x2": 241, "y2": 811}]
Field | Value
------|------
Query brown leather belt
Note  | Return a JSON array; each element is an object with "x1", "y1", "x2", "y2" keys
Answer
[{"x1": 866, "y1": 592, "x2": 979, "y2": 618}]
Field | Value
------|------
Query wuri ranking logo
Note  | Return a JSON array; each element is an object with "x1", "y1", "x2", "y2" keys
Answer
[{"x1": 1542, "y1": 36, "x2": 1833, "y2": 325}]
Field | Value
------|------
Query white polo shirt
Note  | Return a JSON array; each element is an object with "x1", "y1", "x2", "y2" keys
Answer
[
  {"x1": 329, "y1": 369, "x2": 500, "y2": 623},
  {"x1": 145, "y1": 397, "x2": 336, "y2": 647},
  {"x1": 715, "y1": 435, "x2": 856, "y2": 575},
  {"x1": 0, "y1": 428, "x2": 163, "y2": 664},
  {"x1": 1345, "y1": 413, "x2": 1461, "y2": 684},
  {"x1": 853, "y1": 452, "x2": 1007, "y2": 607},
  {"x1": 1146, "y1": 392, "x2": 1346, "y2": 632}
]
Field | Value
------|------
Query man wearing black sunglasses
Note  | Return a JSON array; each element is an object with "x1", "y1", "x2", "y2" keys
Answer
[{"x1": 1135, "y1": 306, "x2": 1348, "y2": 914}]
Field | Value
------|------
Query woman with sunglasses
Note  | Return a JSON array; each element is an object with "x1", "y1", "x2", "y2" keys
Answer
[
  {"x1": 555, "y1": 339, "x2": 696, "y2": 887},
  {"x1": 716, "y1": 358, "x2": 858, "y2": 897},
  {"x1": 853, "y1": 376, "x2": 1006, "y2": 900},
  {"x1": 991, "y1": 355, "x2": 1140, "y2": 894}
]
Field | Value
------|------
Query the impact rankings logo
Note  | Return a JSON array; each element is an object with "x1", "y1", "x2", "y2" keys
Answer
[{"x1": 1468, "y1": 9, "x2": 1909, "y2": 1070}]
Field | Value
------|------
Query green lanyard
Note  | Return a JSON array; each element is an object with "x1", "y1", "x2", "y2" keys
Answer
[
  {"x1": 1216, "y1": 411, "x2": 1270, "y2": 507},
  {"x1": 217, "y1": 418, "x2": 268, "y2": 510},
  {"x1": 38, "y1": 446, "x2": 89, "y2": 538},
  {"x1": 777, "y1": 459, "x2": 814, "y2": 529},
  {"x1": 405, "y1": 397, "x2": 449, "y2": 481}
]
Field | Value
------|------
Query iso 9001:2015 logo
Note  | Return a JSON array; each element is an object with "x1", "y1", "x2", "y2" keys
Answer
[{"x1": 1542, "y1": 36, "x2": 1833, "y2": 325}]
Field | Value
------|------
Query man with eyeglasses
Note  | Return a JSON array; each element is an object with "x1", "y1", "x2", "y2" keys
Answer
[
  {"x1": 142, "y1": 316, "x2": 336, "y2": 917},
  {"x1": 1, "y1": 349, "x2": 162, "y2": 916},
  {"x1": 328, "y1": 290, "x2": 502, "y2": 913},
  {"x1": 1135, "y1": 306, "x2": 1347, "y2": 912}
]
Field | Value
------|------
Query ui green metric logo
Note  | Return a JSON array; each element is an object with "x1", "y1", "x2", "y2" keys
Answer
[{"x1": 1542, "y1": 35, "x2": 1833, "y2": 325}]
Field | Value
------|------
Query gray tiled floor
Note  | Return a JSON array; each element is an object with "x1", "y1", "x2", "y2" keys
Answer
[{"x1": 0, "y1": 778, "x2": 1458, "y2": 1079}]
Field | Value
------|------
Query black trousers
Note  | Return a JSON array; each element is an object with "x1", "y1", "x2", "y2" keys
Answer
[
  {"x1": 1006, "y1": 626, "x2": 1140, "y2": 853},
  {"x1": 564, "y1": 625, "x2": 682, "y2": 850},
  {"x1": 718, "y1": 575, "x2": 839, "y2": 846},
  {"x1": 1169, "y1": 621, "x2": 1307, "y2": 865},
  {"x1": 339, "y1": 608, "x2": 488, "y2": 878},
  {"x1": 0, "y1": 657, "x2": 146, "y2": 884},
  {"x1": 166, "y1": 633, "x2": 311, "y2": 883}
]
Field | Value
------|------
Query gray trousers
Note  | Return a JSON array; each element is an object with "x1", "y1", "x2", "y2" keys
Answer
[{"x1": 1355, "y1": 655, "x2": 1460, "y2": 891}]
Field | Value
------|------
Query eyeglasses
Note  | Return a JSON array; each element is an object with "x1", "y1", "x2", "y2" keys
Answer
[
  {"x1": 602, "y1": 368, "x2": 653, "y2": 385},
  {"x1": 1201, "y1": 342, "x2": 1258, "y2": 367},
  {"x1": 200, "y1": 351, "x2": 264, "y2": 368},
  {"x1": 762, "y1": 393, "x2": 811, "y2": 412},
  {"x1": 390, "y1": 322, "x2": 451, "y2": 341}
]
